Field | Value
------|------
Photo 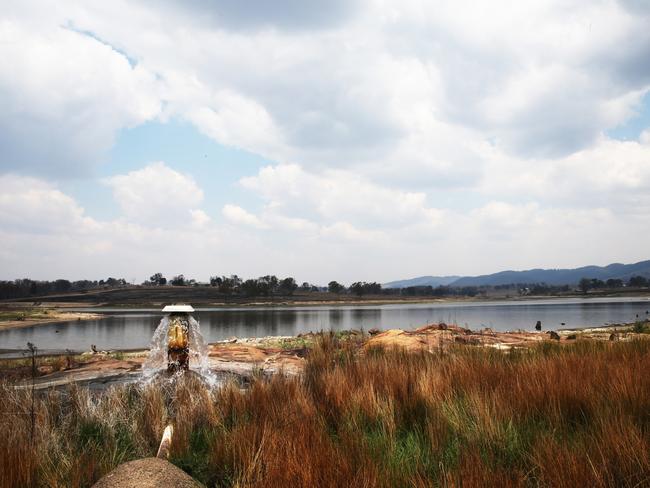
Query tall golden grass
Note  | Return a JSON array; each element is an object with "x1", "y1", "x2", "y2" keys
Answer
[{"x1": 1, "y1": 337, "x2": 649, "y2": 487}]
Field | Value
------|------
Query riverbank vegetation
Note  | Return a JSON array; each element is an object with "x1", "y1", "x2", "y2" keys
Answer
[{"x1": 1, "y1": 336, "x2": 649, "y2": 487}]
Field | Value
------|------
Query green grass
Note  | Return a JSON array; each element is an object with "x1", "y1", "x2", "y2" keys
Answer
[{"x1": 0, "y1": 309, "x2": 52, "y2": 322}]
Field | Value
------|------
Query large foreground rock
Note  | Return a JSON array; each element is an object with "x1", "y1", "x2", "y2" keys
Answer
[{"x1": 92, "y1": 457, "x2": 202, "y2": 488}]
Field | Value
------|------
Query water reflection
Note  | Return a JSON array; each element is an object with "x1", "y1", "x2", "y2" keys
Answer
[{"x1": 0, "y1": 297, "x2": 648, "y2": 357}]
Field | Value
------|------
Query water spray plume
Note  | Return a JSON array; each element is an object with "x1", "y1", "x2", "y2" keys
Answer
[{"x1": 142, "y1": 304, "x2": 219, "y2": 386}]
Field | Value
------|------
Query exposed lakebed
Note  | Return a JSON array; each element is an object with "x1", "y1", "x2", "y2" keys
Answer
[{"x1": 1, "y1": 296, "x2": 649, "y2": 357}]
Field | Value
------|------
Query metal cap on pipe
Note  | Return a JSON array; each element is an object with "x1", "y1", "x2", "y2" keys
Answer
[{"x1": 162, "y1": 304, "x2": 195, "y2": 313}]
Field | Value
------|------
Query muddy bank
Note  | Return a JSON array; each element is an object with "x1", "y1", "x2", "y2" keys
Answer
[
  {"x1": 5, "y1": 321, "x2": 648, "y2": 389},
  {"x1": 5, "y1": 338, "x2": 306, "y2": 388},
  {"x1": 0, "y1": 308, "x2": 104, "y2": 330}
]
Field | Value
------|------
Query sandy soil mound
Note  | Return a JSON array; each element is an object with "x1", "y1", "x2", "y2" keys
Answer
[
  {"x1": 92, "y1": 457, "x2": 202, "y2": 488},
  {"x1": 365, "y1": 323, "x2": 546, "y2": 351},
  {"x1": 208, "y1": 343, "x2": 305, "y2": 375}
]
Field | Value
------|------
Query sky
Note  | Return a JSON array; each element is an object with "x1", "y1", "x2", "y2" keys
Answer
[{"x1": 1, "y1": 0, "x2": 650, "y2": 285}]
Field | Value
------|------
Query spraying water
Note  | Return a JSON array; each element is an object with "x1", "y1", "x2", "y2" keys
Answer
[{"x1": 142, "y1": 309, "x2": 220, "y2": 387}]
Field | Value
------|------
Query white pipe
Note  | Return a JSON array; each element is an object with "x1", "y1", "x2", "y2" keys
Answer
[{"x1": 156, "y1": 424, "x2": 174, "y2": 459}]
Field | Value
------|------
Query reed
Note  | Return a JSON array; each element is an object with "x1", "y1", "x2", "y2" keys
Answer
[{"x1": 1, "y1": 336, "x2": 648, "y2": 487}]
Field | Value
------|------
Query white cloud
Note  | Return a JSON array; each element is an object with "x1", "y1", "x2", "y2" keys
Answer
[
  {"x1": 104, "y1": 162, "x2": 204, "y2": 224},
  {"x1": 3, "y1": 0, "x2": 649, "y2": 183},
  {"x1": 1, "y1": 171, "x2": 649, "y2": 283},
  {"x1": 222, "y1": 204, "x2": 268, "y2": 229},
  {"x1": 1, "y1": 1, "x2": 650, "y2": 282},
  {"x1": 480, "y1": 135, "x2": 650, "y2": 213},
  {"x1": 240, "y1": 164, "x2": 445, "y2": 229},
  {"x1": 0, "y1": 17, "x2": 161, "y2": 175},
  {"x1": 0, "y1": 174, "x2": 95, "y2": 233}
]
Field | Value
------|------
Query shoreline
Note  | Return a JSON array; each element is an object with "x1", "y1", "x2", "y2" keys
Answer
[
  {"x1": 2, "y1": 320, "x2": 647, "y2": 387},
  {"x1": 0, "y1": 311, "x2": 104, "y2": 331},
  {"x1": 0, "y1": 293, "x2": 648, "y2": 331}
]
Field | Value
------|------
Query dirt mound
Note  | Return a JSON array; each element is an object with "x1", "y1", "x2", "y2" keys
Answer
[
  {"x1": 364, "y1": 323, "x2": 546, "y2": 352},
  {"x1": 208, "y1": 343, "x2": 305, "y2": 375},
  {"x1": 92, "y1": 457, "x2": 202, "y2": 488},
  {"x1": 365, "y1": 329, "x2": 433, "y2": 351}
]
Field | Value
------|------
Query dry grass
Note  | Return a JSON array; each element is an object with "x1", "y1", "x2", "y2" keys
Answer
[{"x1": 1, "y1": 336, "x2": 649, "y2": 487}]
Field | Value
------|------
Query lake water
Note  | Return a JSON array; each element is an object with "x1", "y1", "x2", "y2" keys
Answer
[{"x1": 1, "y1": 297, "x2": 649, "y2": 357}]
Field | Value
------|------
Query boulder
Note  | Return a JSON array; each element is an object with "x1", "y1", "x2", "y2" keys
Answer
[{"x1": 92, "y1": 458, "x2": 202, "y2": 488}]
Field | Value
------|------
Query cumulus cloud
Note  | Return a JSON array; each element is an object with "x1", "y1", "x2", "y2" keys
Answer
[
  {"x1": 4, "y1": 0, "x2": 649, "y2": 181},
  {"x1": 104, "y1": 162, "x2": 204, "y2": 224},
  {"x1": 0, "y1": 17, "x2": 161, "y2": 176},
  {"x1": 1, "y1": 1, "x2": 650, "y2": 282},
  {"x1": 222, "y1": 204, "x2": 268, "y2": 229},
  {"x1": 240, "y1": 164, "x2": 444, "y2": 229},
  {"x1": 0, "y1": 174, "x2": 95, "y2": 233}
]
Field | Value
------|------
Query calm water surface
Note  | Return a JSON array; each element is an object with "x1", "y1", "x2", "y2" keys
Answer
[{"x1": 1, "y1": 297, "x2": 649, "y2": 357}]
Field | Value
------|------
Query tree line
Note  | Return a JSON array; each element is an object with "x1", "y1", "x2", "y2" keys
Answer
[
  {"x1": 578, "y1": 276, "x2": 649, "y2": 293},
  {"x1": 149, "y1": 273, "x2": 384, "y2": 298},
  {"x1": 0, "y1": 277, "x2": 128, "y2": 300},
  {"x1": 1, "y1": 272, "x2": 648, "y2": 301}
]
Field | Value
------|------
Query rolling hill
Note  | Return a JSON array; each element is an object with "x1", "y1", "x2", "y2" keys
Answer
[{"x1": 385, "y1": 260, "x2": 650, "y2": 288}]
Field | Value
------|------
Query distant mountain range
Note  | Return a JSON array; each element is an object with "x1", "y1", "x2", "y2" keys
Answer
[{"x1": 384, "y1": 260, "x2": 650, "y2": 288}]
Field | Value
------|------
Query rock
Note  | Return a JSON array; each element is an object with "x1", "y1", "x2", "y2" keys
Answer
[
  {"x1": 566, "y1": 334, "x2": 577, "y2": 340},
  {"x1": 368, "y1": 328, "x2": 380, "y2": 335},
  {"x1": 92, "y1": 457, "x2": 201, "y2": 488},
  {"x1": 548, "y1": 331, "x2": 561, "y2": 341},
  {"x1": 535, "y1": 321, "x2": 542, "y2": 331},
  {"x1": 37, "y1": 365, "x2": 54, "y2": 375},
  {"x1": 438, "y1": 323, "x2": 448, "y2": 330},
  {"x1": 609, "y1": 332, "x2": 619, "y2": 341}
]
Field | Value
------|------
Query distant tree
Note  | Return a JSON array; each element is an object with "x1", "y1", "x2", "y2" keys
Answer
[
  {"x1": 364, "y1": 282, "x2": 382, "y2": 294},
  {"x1": 606, "y1": 278, "x2": 623, "y2": 288},
  {"x1": 328, "y1": 281, "x2": 345, "y2": 294},
  {"x1": 579, "y1": 277, "x2": 591, "y2": 293},
  {"x1": 218, "y1": 276, "x2": 233, "y2": 294},
  {"x1": 171, "y1": 274, "x2": 186, "y2": 286},
  {"x1": 459, "y1": 286, "x2": 478, "y2": 297},
  {"x1": 590, "y1": 278, "x2": 605, "y2": 289},
  {"x1": 53, "y1": 279, "x2": 72, "y2": 293},
  {"x1": 629, "y1": 275, "x2": 649, "y2": 287},
  {"x1": 209, "y1": 276, "x2": 223, "y2": 287},
  {"x1": 279, "y1": 277, "x2": 298, "y2": 295},
  {"x1": 218, "y1": 275, "x2": 242, "y2": 295},
  {"x1": 300, "y1": 282, "x2": 311, "y2": 291},
  {"x1": 149, "y1": 273, "x2": 166, "y2": 286},
  {"x1": 241, "y1": 279, "x2": 260, "y2": 297},
  {"x1": 349, "y1": 282, "x2": 364, "y2": 297}
]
